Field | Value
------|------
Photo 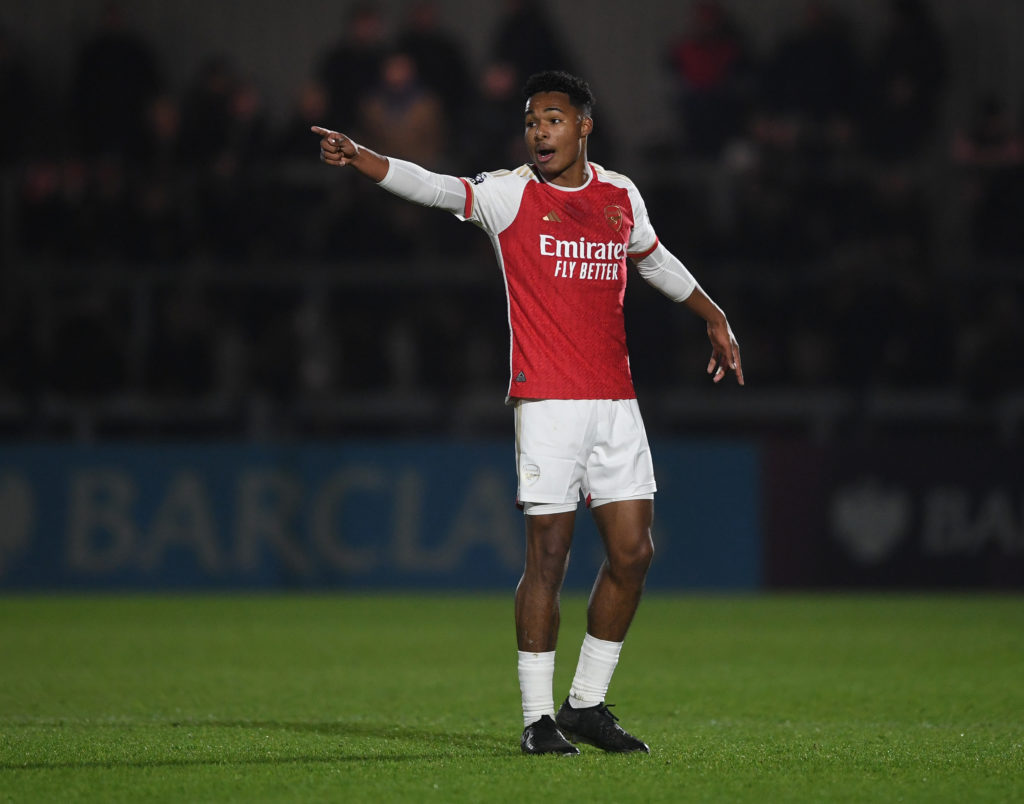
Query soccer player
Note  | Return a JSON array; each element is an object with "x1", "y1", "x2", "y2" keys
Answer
[{"x1": 313, "y1": 70, "x2": 743, "y2": 756}]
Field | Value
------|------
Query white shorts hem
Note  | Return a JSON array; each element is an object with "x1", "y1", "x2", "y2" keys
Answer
[
  {"x1": 589, "y1": 489, "x2": 656, "y2": 509},
  {"x1": 522, "y1": 501, "x2": 579, "y2": 516}
]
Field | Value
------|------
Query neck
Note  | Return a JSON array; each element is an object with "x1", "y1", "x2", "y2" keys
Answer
[{"x1": 546, "y1": 154, "x2": 589, "y2": 188}]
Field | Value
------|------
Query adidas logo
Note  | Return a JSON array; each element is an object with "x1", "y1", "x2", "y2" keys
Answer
[
  {"x1": 515, "y1": 371, "x2": 527, "y2": 383},
  {"x1": 542, "y1": 210, "x2": 562, "y2": 222}
]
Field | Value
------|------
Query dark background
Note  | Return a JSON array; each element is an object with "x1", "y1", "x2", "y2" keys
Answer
[{"x1": 1, "y1": 0, "x2": 1022, "y2": 442}]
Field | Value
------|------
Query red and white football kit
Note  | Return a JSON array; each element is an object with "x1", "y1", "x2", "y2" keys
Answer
[
  {"x1": 378, "y1": 159, "x2": 698, "y2": 510},
  {"x1": 454, "y1": 163, "x2": 659, "y2": 400}
]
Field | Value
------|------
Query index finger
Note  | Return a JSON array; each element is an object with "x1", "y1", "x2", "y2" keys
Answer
[
  {"x1": 310, "y1": 125, "x2": 334, "y2": 137},
  {"x1": 731, "y1": 345, "x2": 745, "y2": 385}
]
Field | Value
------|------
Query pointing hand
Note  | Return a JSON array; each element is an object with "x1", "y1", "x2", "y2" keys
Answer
[{"x1": 312, "y1": 125, "x2": 358, "y2": 166}]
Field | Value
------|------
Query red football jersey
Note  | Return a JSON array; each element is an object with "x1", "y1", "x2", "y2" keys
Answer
[{"x1": 456, "y1": 163, "x2": 659, "y2": 400}]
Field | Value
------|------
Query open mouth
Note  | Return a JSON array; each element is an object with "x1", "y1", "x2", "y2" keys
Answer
[{"x1": 535, "y1": 147, "x2": 555, "y2": 163}]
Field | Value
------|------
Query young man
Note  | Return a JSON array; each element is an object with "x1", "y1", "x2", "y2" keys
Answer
[{"x1": 313, "y1": 70, "x2": 743, "y2": 756}]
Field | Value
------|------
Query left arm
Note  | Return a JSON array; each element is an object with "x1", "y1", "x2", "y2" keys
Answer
[
  {"x1": 634, "y1": 243, "x2": 744, "y2": 385},
  {"x1": 681, "y1": 285, "x2": 744, "y2": 386}
]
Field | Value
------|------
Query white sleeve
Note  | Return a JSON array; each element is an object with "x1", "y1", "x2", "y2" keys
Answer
[
  {"x1": 455, "y1": 169, "x2": 529, "y2": 235},
  {"x1": 634, "y1": 242, "x2": 698, "y2": 302},
  {"x1": 377, "y1": 157, "x2": 467, "y2": 215},
  {"x1": 623, "y1": 178, "x2": 658, "y2": 255}
]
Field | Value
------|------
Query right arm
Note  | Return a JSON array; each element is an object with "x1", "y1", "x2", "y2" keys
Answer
[
  {"x1": 313, "y1": 125, "x2": 389, "y2": 180},
  {"x1": 312, "y1": 125, "x2": 466, "y2": 214}
]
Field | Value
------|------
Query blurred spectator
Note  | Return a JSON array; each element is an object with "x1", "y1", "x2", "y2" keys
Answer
[
  {"x1": 359, "y1": 51, "x2": 445, "y2": 168},
  {"x1": 952, "y1": 94, "x2": 1024, "y2": 259},
  {"x1": 344, "y1": 52, "x2": 447, "y2": 257},
  {"x1": 276, "y1": 81, "x2": 330, "y2": 161},
  {"x1": 665, "y1": 0, "x2": 752, "y2": 157},
  {"x1": 140, "y1": 94, "x2": 184, "y2": 169},
  {"x1": 206, "y1": 77, "x2": 274, "y2": 259},
  {"x1": 133, "y1": 94, "x2": 191, "y2": 260},
  {"x1": 179, "y1": 59, "x2": 273, "y2": 259},
  {"x1": 18, "y1": 159, "x2": 99, "y2": 259},
  {"x1": 223, "y1": 79, "x2": 270, "y2": 168},
  {"x1": 862, "y1": 0, "x2": 949, "y2": 161},
  {"x1": 735, "y1": 3, "x2": 867, "y2": 265},
  {"x1": 179, "y1": 56, "x2": 236, "y2": 168},
  {"x1": 317, "y1": 2, "x2": 387, "y2": 127},
  {"x1": 952, "y1": 94, "x2": 1022, "y2": 167},
  {"x1": 466, "y1": 62, "x2": 526, "y2": 171},
  {"x1": 271, "y1": 81, "x2": 333, "y2": 257},
  {"x1": 492, "y1": 0, "x2": 577, "y2": 83},
  {"x1": 70, "y1": 2, "x2": 163, "y2": 161},
  {"x1": 397, "y1": 0, "x2": 472, "y2": 131},
  {"x1": 20, "y1": 156, "x2": 139, "y2": 262},
  {"x1": 762, "y1": 0, "x2": 862, "y2": 157}
]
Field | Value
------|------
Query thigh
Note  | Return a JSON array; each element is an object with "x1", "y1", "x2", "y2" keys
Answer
[{"x1": 591, "y1": 498, "x2": 654, "y2": 558}]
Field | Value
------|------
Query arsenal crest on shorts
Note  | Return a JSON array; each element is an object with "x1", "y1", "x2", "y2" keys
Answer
[{"x1": 604, "y1": 204, "x2": 625, "y2": 232}]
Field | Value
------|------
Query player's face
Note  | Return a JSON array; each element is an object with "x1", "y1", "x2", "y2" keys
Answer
[{"x1": 524, "y1": 91, "x2": 593, "y2": 186}]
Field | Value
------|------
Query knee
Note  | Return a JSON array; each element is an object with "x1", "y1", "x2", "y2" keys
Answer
[
  {"x1": 524, "y1": 517, "x2": 573, "y2": 585},
  {"x1": 607, "y1": 533, "x2": 654, "y2": 580},
  {"x1": 524, "y1": 548, "x2": 571, "y2": 592}
]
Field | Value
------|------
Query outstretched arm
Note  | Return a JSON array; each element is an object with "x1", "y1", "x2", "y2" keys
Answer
[{"x1": 312, "y1": 125, "x2": 467, "y2": 213}]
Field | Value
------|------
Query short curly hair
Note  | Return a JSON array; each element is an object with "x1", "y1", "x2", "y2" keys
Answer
[{"x1": 522, "y1": 70, "x2": 595, "y2": 117}]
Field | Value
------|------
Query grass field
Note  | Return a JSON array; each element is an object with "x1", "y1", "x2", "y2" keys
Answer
[{"x1": 1, "y1": 594, "x2": 1021, "y2": 802}]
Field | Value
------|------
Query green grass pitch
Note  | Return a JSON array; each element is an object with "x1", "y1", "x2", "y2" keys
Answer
[{"x1": 1, "y1": 594, "x2": 1021, "y2": 802}]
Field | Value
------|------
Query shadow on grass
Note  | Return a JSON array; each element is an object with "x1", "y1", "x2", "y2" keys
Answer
[{"x1": 0, "y1": 719, "x2": 520, "y2": 771}]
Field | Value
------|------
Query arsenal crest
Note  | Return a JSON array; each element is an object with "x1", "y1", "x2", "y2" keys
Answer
[{"x1": 604, "y1": 204, "x2": 624, "y2": 232}]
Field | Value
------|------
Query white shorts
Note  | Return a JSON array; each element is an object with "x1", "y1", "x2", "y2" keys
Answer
[{"x1": 515, "y1": 398, "x2": 656, "y2": 513}]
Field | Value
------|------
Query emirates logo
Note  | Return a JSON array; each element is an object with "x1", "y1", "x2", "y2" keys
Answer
[{"x1": 604, "y1": 205, "x2": 624, "y2": 232}]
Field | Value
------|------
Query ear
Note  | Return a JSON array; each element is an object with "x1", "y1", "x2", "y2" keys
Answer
[{"x1": 581, "y1": 116, "x2": 594, "y2": 138}]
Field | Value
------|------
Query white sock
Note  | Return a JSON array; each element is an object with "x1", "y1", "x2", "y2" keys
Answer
[
  {"x1": 518, "y1": 650, "x2": 556, "y2": 728},
  {"x1": 568, "y1": 633, "x2": 622, "y2": 709}
]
